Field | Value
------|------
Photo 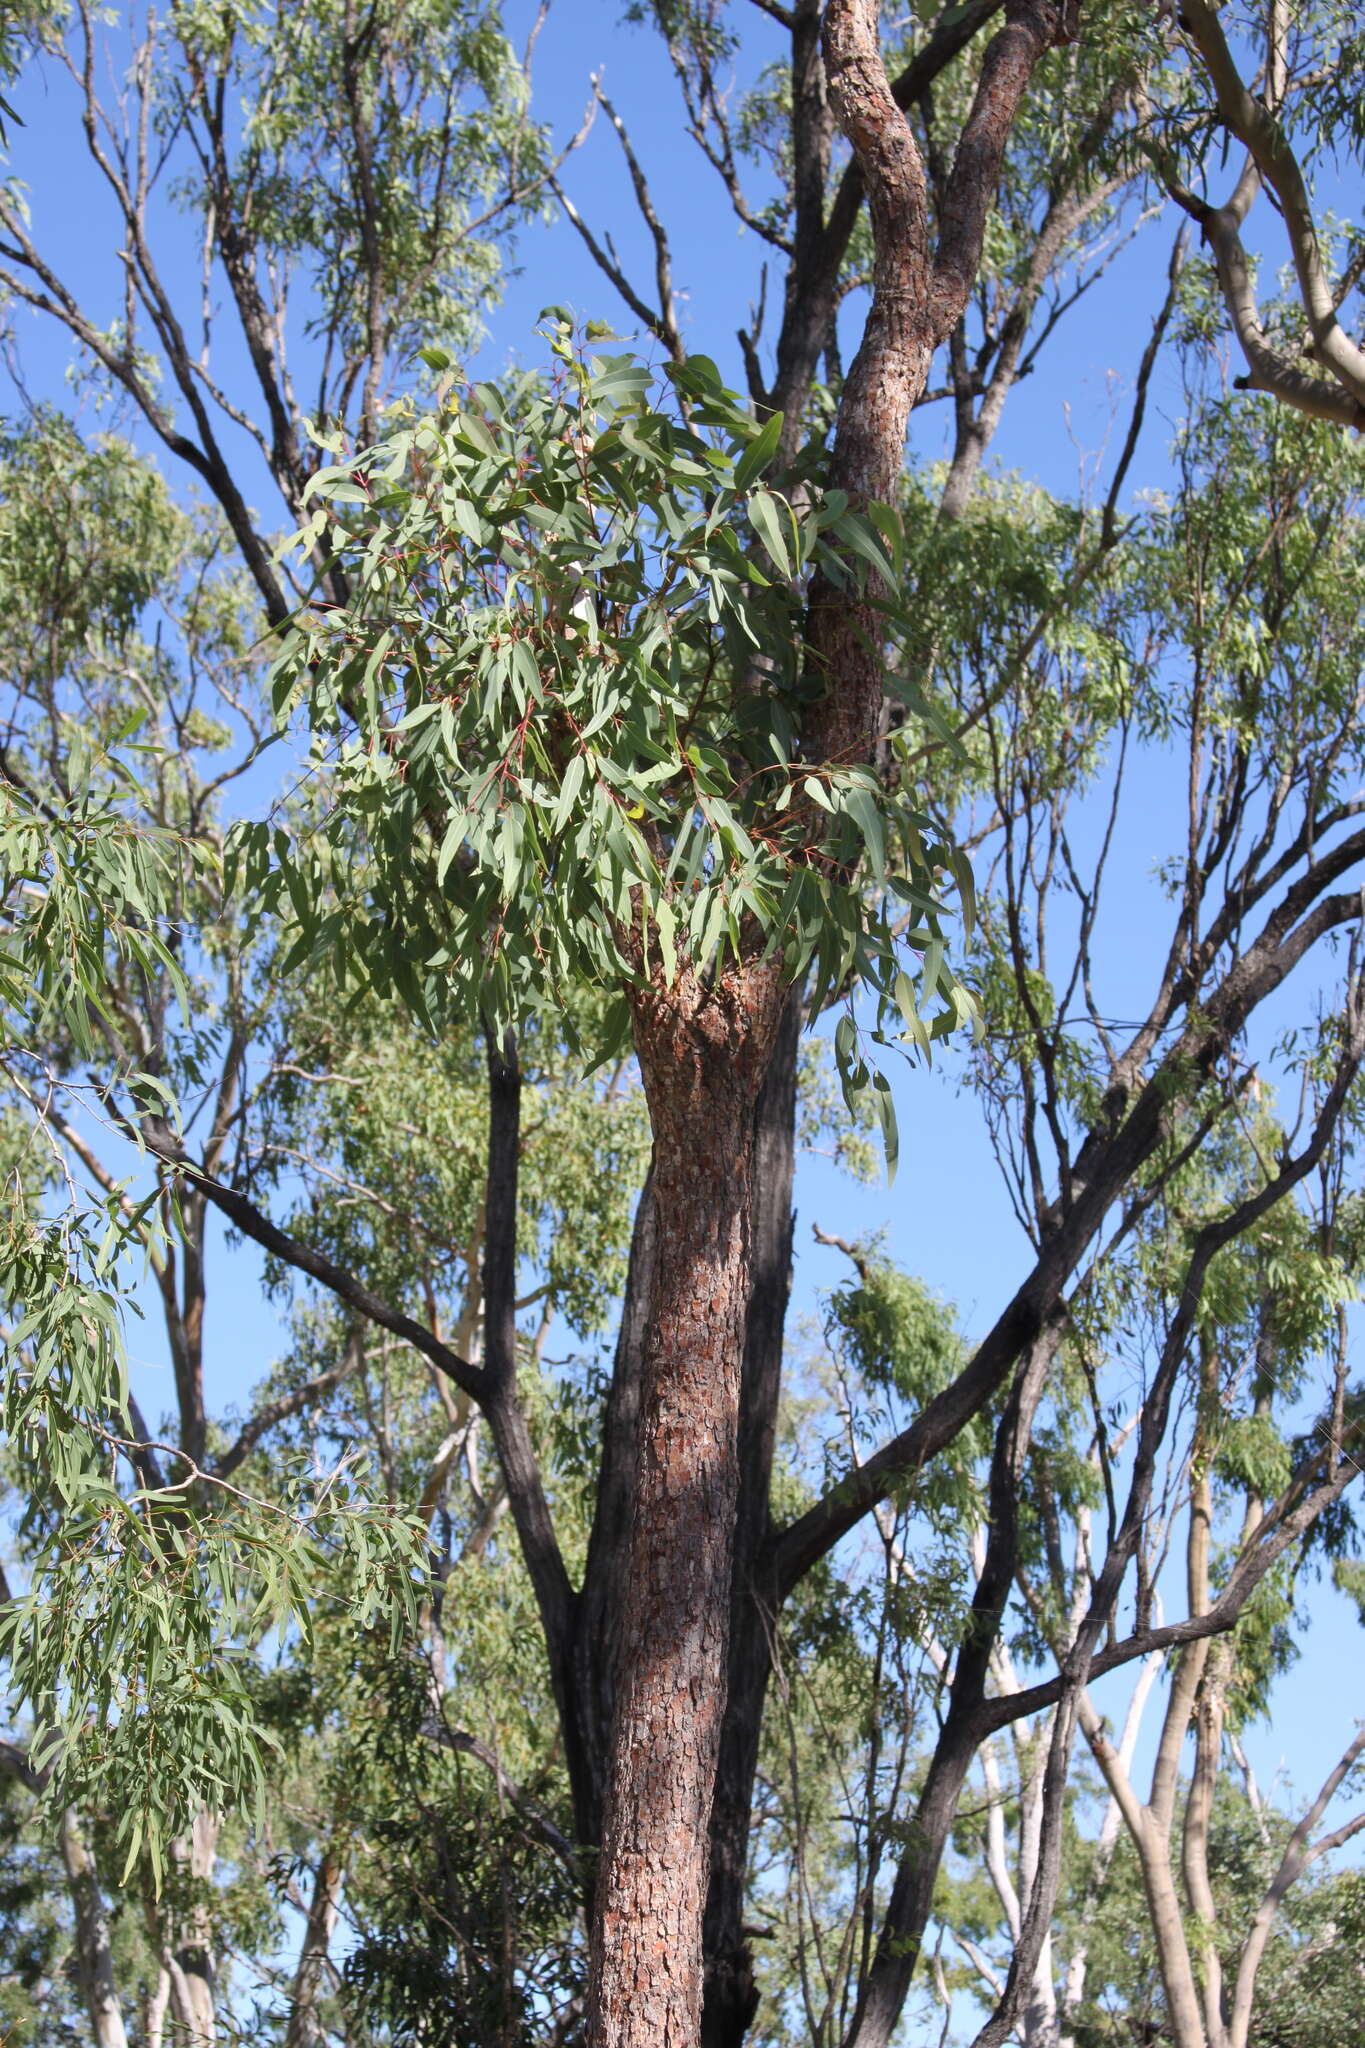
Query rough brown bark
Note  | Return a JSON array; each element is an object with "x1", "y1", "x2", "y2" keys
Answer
[
  {"x1": 808, "y1": 0, "x2": 1074, "y2": 755},
  {"x1": 766, "y1": 1, "x2": 1006, "y2": 443},
  {"x1": 586, "y1": 961, "x2": 783, "y2": 2048},
  {"x1": 701, "y1": 990, "x2": 801, "y2": 2048},
  {"x1": 574, "y1": 1163, "x2": 658, "y2": 1853}
]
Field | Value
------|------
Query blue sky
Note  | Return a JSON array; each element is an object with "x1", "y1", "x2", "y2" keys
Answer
[{"x1": 8, "y1": 0, "x2": 1363, "y2": 1903}]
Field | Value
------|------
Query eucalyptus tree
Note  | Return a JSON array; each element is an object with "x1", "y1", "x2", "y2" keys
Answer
[
  {"x1": 256, "y1": 26, "x2": 1365, "y2": 2048},
  {"x1": 0, "y1": 407, "x2": 424, "y2": 2045},
  {"x1": 1059, "y1": 1109, "x2": 1365, "y2": 2048},
  {"x1": 911, "y1": 1078, "x2": 1365, "y2": 2048},
  {"x1": 680, "y1": 371, "x2": 1365, "y2": 2047},
  {"x1": 741, "y1": 1111, "x2": 1365, "y2": 2048},
  {"x1": 1057, "y1": 1803, "x2": 1365, "y2": 2048},
  {"x1": 1153, "y1": 0, "x2": 1365, "y2": 429},
  {"x1": 262, "y1": 355, "x2": 1365, "y2": 2045},
  {"x1": 4, "y1": 5, "x2": 1365, "y2": 2048},
  {"x1": 255, "y1": 6, "x2": 1109, "y2": 2036}
]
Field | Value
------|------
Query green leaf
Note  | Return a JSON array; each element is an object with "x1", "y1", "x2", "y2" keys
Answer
[
  {"x1": 950, "y1": 844, "x2": 977, "y2": 944},
  {"x1": 871, "y1": 1069, "x2": 899, "y2": 1184},
  {"x1": 843, "y1": 782, "x2": 887, "y2": 876},
  {"x1": 830, "y1": 510, "x2": 897, "y2": 587},
  {"x1": 733, "y1": 409, "x2": 784, "y2": 494},
  {"x1": 748, "y1": 489, "x2": 792, "y2": 579}
]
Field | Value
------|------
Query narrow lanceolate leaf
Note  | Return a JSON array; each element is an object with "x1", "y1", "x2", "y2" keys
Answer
[
  {"x1": 871, "y1": 1069, "x2": 899, "y2": 1184},
  {"x1": 733, "y1": 408, "x2": 785, "y2": 494},
  {"x1": 830, "y1": 510, "x2": 898, "y2": 587},
  {"x1": 950, "y1": 844, "x2": 977, "y2": 944},
  {"x1": 919, "y1": 936, "x2": 945, "y2": 1005},
  {"x1": 748, "y1": 489, "x2": 792, "y2": 580},
  {"x1": 842, "y1": 782, "x2": 887, "y2": 876}
]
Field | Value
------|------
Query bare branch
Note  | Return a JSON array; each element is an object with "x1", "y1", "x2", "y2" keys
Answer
[
  {"x1": 212, "y1": 1327, "x2": 367, "y2": 1484},
  {"x1": 982, "y1": 1434, "x2": 1365, "y2": 1738},
  {"x1": 1158, "y1": 0, "x2": 1365, "y2": 427},
  {"x1": 774, "y1": 863, "x2": 1365, "y2": 1595},
  {"x1": 549, "y1": 173, "x2": 677, "y2": 353},
  {"x1": 590, "y1": 79, "x2": 684, "y2": 362},
  {"x1": 136, "y1": 1121, "x2": 485, "y2": 1402},
  {"x1": 422, "y1": 1720, "x2": 579, "y2": 1874},
  {"x1": 1228, "y1": 1724, "x2": 1365, "y2": 2048}
]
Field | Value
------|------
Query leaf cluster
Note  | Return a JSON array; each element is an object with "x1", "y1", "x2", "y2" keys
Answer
[{"x1": 259, "y1": 331, "x2": 974, "y2": 1130}]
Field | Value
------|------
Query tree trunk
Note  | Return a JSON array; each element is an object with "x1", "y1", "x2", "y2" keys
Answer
[
  {"x1": 59, "y1": 1807, "x2": 129, "y2": 2048},
  {"x1": 1060, "y1": 1646, "x2": 1164, "y2": 2041},
  {"x1": 1016, "y1": 1732, "x2": 1062, "y2": 2048},
  {"x1": 165, "y1": 1807, "x2": 220, "y2": 2046},
  {"x1": 1137, "y1": 1828, "x2": 1210, "y2": 2048},
  {"x1": 842, "y1": 1325, "x2": 1062, "y2": 2048},
  {"x1": 574, "y1": 1163, "x2": 659, "y2": 1854},
  {"x1": 284, "y1": 1846, "x2": 343, "y2": 2048},
  {"x1": 582, "y1": 5, "x2": 1070, "y2": 2035},
  {"x1": 702, "y1": 990, "x2": 801, "y2": 2048},
  {"x1": 144, "y1": 1965, "x2": 171, "y2": 2048},
  {"x1": 586, "y1": 964, "x2": 782, "y2": 2048}
]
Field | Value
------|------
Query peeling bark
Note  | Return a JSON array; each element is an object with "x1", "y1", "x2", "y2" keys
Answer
[
  {"x1": 284, "y1": 1847, "x2": 343, "y2": 2048},
  {"x1": 165, "y1": 1807, "x2": 220, "y2": 2047},
  {"x1": 59, "y1": 1807, "x2": 129, "y2": 2048}
]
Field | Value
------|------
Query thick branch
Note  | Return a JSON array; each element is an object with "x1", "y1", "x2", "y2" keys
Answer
[
  {"x1": 138, "y1": 1124, "x2": 484, "y2": 1400},
  {"x1": 774, "y1": 873, "x2": 1365, "y2": 1593},
  {"x1": 931, "y1": 0, "x2": 1081, "y2": 338},
  {"x1": 1162, "y1": 0, "x2": 1365, "y2": 427},
  {"x1": 476, "y1": 1027, "x2": 577, "y2": 1763}
]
